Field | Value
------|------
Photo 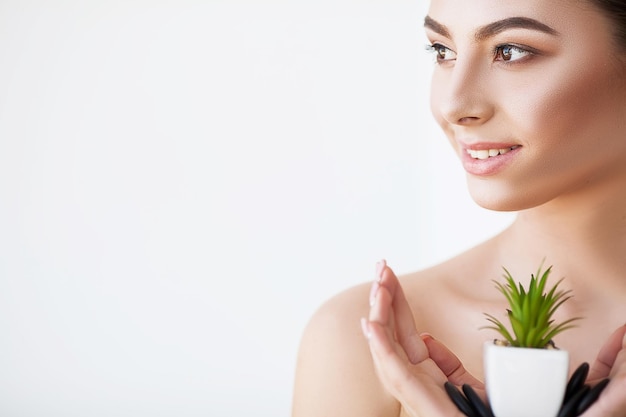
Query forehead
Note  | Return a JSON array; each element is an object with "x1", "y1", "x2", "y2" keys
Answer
[{"x1": 426, "y1": 0, "x2": 596, "y2": 37}]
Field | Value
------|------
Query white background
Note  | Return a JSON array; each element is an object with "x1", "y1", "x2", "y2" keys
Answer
[{"x1": 0, "y1": 1, "x2": 514, "y2": 416}]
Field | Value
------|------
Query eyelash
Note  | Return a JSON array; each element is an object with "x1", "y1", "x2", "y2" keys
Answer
[
  {"x1": 426, "y1": 43, "x2": 535, "y2": 64},
  {"x1": 494, "y1": 44, "x2": 534, "y2": 62},
  {"x1": 425, "y1": 43, "x2": 453, "y2": 62}
]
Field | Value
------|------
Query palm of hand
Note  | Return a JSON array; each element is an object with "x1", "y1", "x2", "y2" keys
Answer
[{"x1": 362, "y1": 261, "x2": 484, "y2": 417}]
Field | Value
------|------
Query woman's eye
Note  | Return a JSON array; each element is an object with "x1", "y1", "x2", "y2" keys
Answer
[
  {"x1": 427, "y1": 43, "x2": 457, "y2": 62},
  {"x1": 494, "y1": 45, "x2": 531, "y2": 62}
]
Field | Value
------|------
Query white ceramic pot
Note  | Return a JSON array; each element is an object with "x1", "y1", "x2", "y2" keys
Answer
[{"x1": 483, "y1": 341, "x2": 569, "y2": 417}]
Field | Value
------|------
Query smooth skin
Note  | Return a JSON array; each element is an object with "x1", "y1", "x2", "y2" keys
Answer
[{"x1": 292, "y1": 0, "x2": 626, "y2": 416}]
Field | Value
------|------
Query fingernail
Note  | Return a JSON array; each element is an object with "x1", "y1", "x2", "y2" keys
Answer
[
  {"x1": 420, "y1": 332, "x2": 434, "y2": 341},
  {"x1": 369, "y1": 281, "x2": 379, "y2": 307},
  {"x1": 360, "y1": 317, "x2": 371, "y2": 341},
  {"x1": 375, "y1": 259, "x2": 386, "y2": 281}
]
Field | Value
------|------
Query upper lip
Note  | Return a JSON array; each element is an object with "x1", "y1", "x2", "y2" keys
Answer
[{"x1": 458, "y1": 139, "x2": 520, "y2": 151}]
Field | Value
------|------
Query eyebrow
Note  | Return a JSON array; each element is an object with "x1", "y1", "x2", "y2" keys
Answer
[{"x1": 424, "y1": 15, "x2": 560, "y2": 41}]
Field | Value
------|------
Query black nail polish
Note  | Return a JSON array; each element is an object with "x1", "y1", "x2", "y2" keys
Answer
[
  {"x1": 564, "y1": 362, "x2": 589, "y2": 404},
  {"x1": 558, "y1": 385, "x2": 589, "y2": 417},
  {"x1": 463, "y1": 384, "x2": 494, "y2": 417},
  {"x1": 445, "y1": 382, "x2": 478, "y2": 417},
  {"x1": 576, "y1": 378, "x2": 609, "y2": 415}
]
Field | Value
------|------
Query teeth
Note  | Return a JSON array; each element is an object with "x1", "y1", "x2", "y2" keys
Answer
[{"x1": 467, "y1": 146, "x2": 519, "y2": 160}]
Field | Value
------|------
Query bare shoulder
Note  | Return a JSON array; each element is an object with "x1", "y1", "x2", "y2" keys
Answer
[
  {"x1": 292, "y1": 281, "x2": 399, "y2": 417},
  {"x1": 292, "y1": 240, "x2": 504, "y2": 416},
  {"x1": 291, "y1": 259, "x2": 478, "y2": 417}
]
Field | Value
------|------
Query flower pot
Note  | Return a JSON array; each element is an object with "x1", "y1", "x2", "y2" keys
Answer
[{"x1": 483, "y1": 341, "x2": 569, "y2": 417}]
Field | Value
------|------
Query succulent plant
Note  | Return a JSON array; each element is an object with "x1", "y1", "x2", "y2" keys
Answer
[
  {"x1": 445, "y1": 263, "x2": 607, "y2": 417},
  {"x1": 483, "y1": 264, "x2": 581, "y2": 348}
]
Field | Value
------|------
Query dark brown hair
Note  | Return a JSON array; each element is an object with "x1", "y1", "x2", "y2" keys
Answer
[{"x1": 589, "y1": 0, "x2": 626, "y2": 49}]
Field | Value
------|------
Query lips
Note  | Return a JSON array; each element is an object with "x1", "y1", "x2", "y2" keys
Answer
[{"x1": 459, "y1": 142, "x2": 521, "y2": 176}]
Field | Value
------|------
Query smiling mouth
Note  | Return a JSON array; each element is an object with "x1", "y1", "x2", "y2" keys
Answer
[{"x1": 466, "y1": 146, "x2": 520, "y2": 160}]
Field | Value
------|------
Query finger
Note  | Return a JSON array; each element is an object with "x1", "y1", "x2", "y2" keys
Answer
[
  {"x1": 585, "y1": 344, "x2": 626, "y2": 415},
  {"x1": 579, "y1": 325, "x2": 626, "y2": 417},
  {"x1": 576, "y1": 379, "x2": 609, "y2": 416},
  {"x1": 377, "y1": 263, "x2": 429, "y2": 364},
  {"x1": 367, "y1": 319, "x2": 420, "y2": 393},
  {"x1": 369, "y1": 261, "x2": 396, "y2": 332},
  {"x1": 367, "y1": 320, "x2": 464, "y2": 416},
  {"x1": 588, "y1": 324, "x2": 626, "y2": 382},
  {"x1": 576, "y1": 378, "x2": 623, "y2": 417},
  {"x1": 369, "y1": 279, "x2": 391, "y2": 324},
  {"x1": 423, "y1": 334, "x2": 484, "y2": 390},
  {"x1": 369, "y1": 285, "x2": 403, "y2": 357}
]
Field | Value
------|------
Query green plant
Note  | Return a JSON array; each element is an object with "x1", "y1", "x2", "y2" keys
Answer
[{"x1": 483, "y1": 264, "x2": 581, "y2": 348}]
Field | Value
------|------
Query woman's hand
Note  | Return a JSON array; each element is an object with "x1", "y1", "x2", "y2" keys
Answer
[
  {"x1": 360, "y1": 260, "x2": 483, "y2": 417},
  {"x1": 580, "y1": 324, "x2": 626, "y2": 417}
]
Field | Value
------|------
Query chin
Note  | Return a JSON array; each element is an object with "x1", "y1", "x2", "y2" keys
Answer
[
  {"x1": 472, "y1": 197, "x2": 526, "y2": 212},
  {"x1": 466, "y1": 178, "x2": 548, "y2": 212}
]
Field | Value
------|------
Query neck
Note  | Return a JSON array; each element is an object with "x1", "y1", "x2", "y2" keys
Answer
[{"x1": 498, "y1": 170, "x2": 626, "y2": 291}]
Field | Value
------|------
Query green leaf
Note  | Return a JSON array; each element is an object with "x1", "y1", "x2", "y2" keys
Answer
[
  {"x1": 509, "y1": 314, "x2": 525, "y2": 346},
  {"x1": 482, "y1": 262, "x2": 582, "y2": 348},
  {"x1": 482, "y1": 314, "x2": 515, "y2": 345}
]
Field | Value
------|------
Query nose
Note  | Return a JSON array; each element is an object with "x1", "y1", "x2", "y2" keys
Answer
[{"x1": 432, "y1": 58, "x2": 494, "y2": 126}]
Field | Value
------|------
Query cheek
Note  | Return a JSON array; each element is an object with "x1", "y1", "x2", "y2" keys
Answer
[
  {"x1": 510, "y1": 77, "x2": 589, "y2": 147},
  {"x1": 481, "y1": 60, "x2": 626, "y2": 210},
  {"x1": 505, "y1": 59, "x2": 622, "y2": 159}
]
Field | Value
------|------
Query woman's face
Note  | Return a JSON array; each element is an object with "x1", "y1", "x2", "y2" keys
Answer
[{"x1": 426, "y1": 0, "x2": 626, "y2": 211}]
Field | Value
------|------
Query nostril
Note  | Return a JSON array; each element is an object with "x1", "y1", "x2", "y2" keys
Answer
[{"x1": 458, "y1": 116, "x2": 481, "y2": 124}]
